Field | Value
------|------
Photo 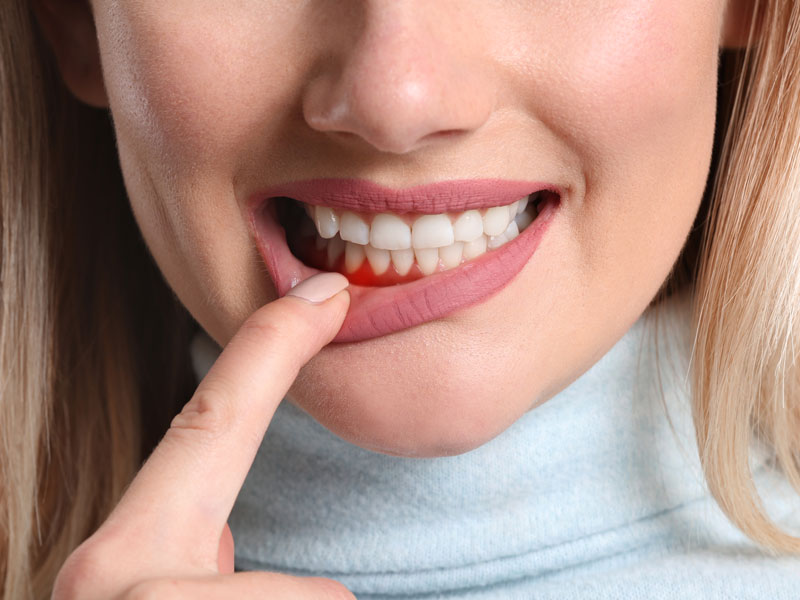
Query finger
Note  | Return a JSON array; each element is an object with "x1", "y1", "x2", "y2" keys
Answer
[
  {"x1": 121, "y1": 573, "x2": 356, "y2": 600},
  {"x1": 217, "y1": 523, "x2": 234, "y2": 575},
  {"x1": 107, "y1": 273, "x2": 350, "y2": 566}
]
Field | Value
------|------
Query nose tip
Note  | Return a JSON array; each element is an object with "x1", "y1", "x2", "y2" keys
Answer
[{"x1": 301, "y1": 19, "x2": 495, "y2": 155}]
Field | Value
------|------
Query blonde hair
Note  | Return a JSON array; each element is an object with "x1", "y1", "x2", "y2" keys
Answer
[{"x1": 0, "y1": 0, "x2": 798, "y2": 598}]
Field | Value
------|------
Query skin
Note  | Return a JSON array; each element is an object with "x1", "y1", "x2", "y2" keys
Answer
[{"x1": 35, "y1": 1, "x2": 752, "y2": 460}]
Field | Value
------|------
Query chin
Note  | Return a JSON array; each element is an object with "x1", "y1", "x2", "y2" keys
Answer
[{"x1": 287, "y1": 333, "x2": 536, "y2": 458}]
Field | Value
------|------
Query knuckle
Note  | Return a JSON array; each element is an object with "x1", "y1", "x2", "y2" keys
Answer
[{"x1": 168, "y1": 388, "x2": 234, "y2": 443}]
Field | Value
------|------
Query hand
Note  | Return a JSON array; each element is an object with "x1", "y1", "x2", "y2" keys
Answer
[{"x1": 52, "y1": 273, "x2": 355, "y2": 600}]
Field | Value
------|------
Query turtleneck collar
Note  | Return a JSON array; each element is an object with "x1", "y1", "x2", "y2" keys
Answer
[{"x1": 191, "y1": 292, "x2": 796, "y2": 599}]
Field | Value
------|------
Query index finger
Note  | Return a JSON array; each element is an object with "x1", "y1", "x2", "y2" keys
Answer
[{"x1": 105, "y1": 273, "x2": 350, "y2": 570}]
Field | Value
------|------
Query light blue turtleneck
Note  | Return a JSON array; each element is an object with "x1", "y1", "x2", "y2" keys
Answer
[{"x1": 191, "y1": 293, "x2": 800, "y2": 599}]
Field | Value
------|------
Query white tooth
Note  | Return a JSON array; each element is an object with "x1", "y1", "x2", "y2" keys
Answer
[
  {"x1": 517, "y1": 196, "x2": 529, "y2": 215},
  {"x1": 439, "y1": 242, "x2": 464, "y2": 270},
  {"x1": 411, "y1": 214, "x2": 454, "y2": 248},
  {"x1": 414, "y1": 248, "x2": 440, "y2": 275},
  {"x1": 327, "y1": 236, "x2": 345, "y2": 268},
  {"x1": 462, "y1": 235, "x2": 488, "y2": 259},
  {"x1": 340, "y1": 211, "x2": 370, "y2": 245},
  {"x1": 505, "y1": 220, "x2": 519, "y2": 241},
  {"x1": 483, "y1": 206, "x2": 511, "y2": 237},
  {"x1": 487, "y1": 232, "x2": 508, "y2": 249},
  {"x1": 452, "y1": 210, "x2": 483, "y2": 242},
  {"x1": 314, "y1": 206, "x2": 339, "y2": 239},
  {"x1": 391, "y1": 248, "x2": 415, "y2": 276},
  {"x1": 508, "y1": 201, "x2": 519, "y2": 221},
  {"x1": 515, "y1": 209, "x2": 534, "y2": 231},
  {"x1": 345, "y1": 242, "x2": 366, "y2": 273},
  {"x1": 370, "y1": 213, "x2": 412, "y2": 250},
  {"x1": 364, "y1": 245, "x2": 391, "y2": 275}
]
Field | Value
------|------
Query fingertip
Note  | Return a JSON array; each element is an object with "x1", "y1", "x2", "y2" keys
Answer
[{"x1": 286, "y1": 272, "x2": 350, "y2": 304}]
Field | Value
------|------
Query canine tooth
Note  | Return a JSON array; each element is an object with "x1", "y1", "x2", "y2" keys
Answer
[
  {"x1": 517, "y1": 197, "x2": 528, "y2": 215},
  {"x1": 462, "y1": 235, "x2": 487, "y2": 259},
  {"x1": 365, "y1": 245, "x2": 391, "y2": 275},
  {"x1": 314, "y1": 206, "x2": 339, "y2": 239},
  {"x1": 370, "y1": 213, "x2": 412, "y2": 250},
  {"x1": 414, "y1": 248, "x2": 440, "y2": 275},
  {"x1": 391, "y1": 248, "x2": 414, "y2": 276},
  {"x1": 439, "y1": 242, "x2": 464, "y2": 269},
  {"x1": 340, "y1": 212, "x2": 370, "y2": 245},
  {"x1": 483, "y1": 206, "x2": 510, "y2": 236},
  {"x1": 515, "y1": 209, "x2": 534, "y2": 231},
  {"x1": 508, "y1": 200, "x2": 519, "y2": 220},
  {"x1": 327, "y1": 236, "x2": 345, "y2": 268},
  {"x1": 453, "y1": 210, "x2": 483, "y2": 242},
  {"x1": 345, "y1": 242, "x2": 366, "y2": 273},
  {"x1": 411, "y1": 214, "x2": 454, "y2": 249}
]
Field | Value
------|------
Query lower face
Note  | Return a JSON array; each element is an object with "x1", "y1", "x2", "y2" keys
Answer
[{"x1": 91, "y1": 1, "x2": 724, "y2": 456}]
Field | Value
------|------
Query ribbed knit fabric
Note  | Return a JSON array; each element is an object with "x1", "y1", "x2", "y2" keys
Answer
[{"x1": 190, "y1": 292, "x2": 800, "y2": 599}]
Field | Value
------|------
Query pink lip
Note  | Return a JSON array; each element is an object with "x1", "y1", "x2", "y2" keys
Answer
[{"x1": 246, "y1": 179, "x2": 560, "y2": 343}]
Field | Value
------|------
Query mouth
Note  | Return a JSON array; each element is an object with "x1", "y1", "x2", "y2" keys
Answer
[{"x1": 247, "y1": 179, "x2": 561, "y2": 343}]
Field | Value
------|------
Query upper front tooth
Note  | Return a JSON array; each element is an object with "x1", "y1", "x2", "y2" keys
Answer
[
  {"x1": 452, "y1": 210, "x2": 483, "y2": 242},
  {"x1": 370, "y1": 213, "x2": 412, "y2": 250},
  {"x1": 340, "y1": 212, "x2": 370, "y2": 245},
  {"x1": 483, "y1": 206, "x2": 511, "y2": 236},
  {"x1": 314, "y1": 206, "x2": 339, "y2": 239},
  {"x1": 411, "y1": 214, "x2": 454, "y2": 248}
]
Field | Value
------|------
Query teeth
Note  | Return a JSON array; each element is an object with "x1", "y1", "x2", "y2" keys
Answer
[
  {"x1": 344, "y1": 242, "x2": 365, "y2": 273},
  {"x1": 391, "y1": 248, "x2": 415, "y2": 276},
  {"x1": 411, "y1": 214, "x2": 454, "y2": 249},
  {"x1": 364, "y1": 245, "x2": 391, "y2": 275},
  {"x1": 314, "y1": 206, "x2": 339, "y2": 239},
  {"x1": 300, "y1": 194, "x2": 548, "y2": 278},
  {"x1": 439, "y1": 242, "x2": 464, "y2": 269},
  {"x1": 370, "y1": 213, "x2": 412, "y2": 250},
  {"x1": 340, "y1": 212, "x2": 370, "y2": 245},
  {"x1": 463, "y1": 235, "x2": 488, "y2": 259},
  {"x1": 414, "y1": 248, "x2": 440, "y2": 275},
  {"x1": 452, "y1": 210, "x2": 483, "y2": 242},
  {"x1": 482, "y1": 206, "x2": 511, "y2": 237},
  {"x1": 326, "y1": 236, "x2": 345, "y2": 268}
]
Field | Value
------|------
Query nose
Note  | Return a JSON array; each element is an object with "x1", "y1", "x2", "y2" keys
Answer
[{"x1": 302, "y1": 3, "x2": 495, "y2": 155}]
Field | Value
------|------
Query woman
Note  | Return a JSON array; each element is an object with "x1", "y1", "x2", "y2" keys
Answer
[{"x1": 2, "y1": 0, "x2": 799, "y2": 597}]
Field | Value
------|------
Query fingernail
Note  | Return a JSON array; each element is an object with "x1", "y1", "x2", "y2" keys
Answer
[{"x1": 286, "y1": 272, "x2": 350, "y2": 304}]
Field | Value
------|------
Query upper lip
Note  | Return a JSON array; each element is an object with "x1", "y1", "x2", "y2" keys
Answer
[{"x1": 247, "y1": 178, "x2": 561, "y2": 214}]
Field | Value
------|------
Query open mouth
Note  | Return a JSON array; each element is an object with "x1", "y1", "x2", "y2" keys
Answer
[
  {"x1": 247, "y1": 179, "x2": 561, "y2": 343},
  {"x1": 276, "y1": 192, "x2": 550, "y2": 286}
]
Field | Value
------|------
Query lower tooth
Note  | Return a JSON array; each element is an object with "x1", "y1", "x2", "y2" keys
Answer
[
  {"x1": 391, "y1": 248, "x2": 414, "y2": 276},
  {"x1": 327, "y1": 236, "x2": 345, "y2": 268},
  {"x1": 462, "y1": 235, "x2": 487, "y2": 259},
  {"x1": 415, "y1": 248, "x2": 440, "y2": 275},
  {"x1": 439, "y1": 242, "x2": 464, "y2": 269},
  {"x1": 505, "y1": 221, "x2": 519, "y2": 241},
  {"x1": 365, "y1": 245, "x2": 391, "y2": 275},
  {"x1": 345, "y1": 242, "x2": 366, "y2": 273},
  {"x1": 487, "y1": 232, "x2": 507, "y2": 249},
  {"x1": 515, "y1": 209, "x2": 534, "y2": 231}
]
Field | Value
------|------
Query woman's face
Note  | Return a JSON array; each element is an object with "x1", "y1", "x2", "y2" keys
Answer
[{"x1": 45, "y1": 1, "x2": 745, "y2": 456}]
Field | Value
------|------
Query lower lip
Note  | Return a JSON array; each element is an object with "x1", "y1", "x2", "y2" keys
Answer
[{"x1": 249, "y1": 199, "x2": 559, "y2": 343}]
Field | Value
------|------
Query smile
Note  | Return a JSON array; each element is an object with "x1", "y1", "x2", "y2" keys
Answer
[{"x1": 247, "y1": 179, "x2": 561, "y2": 342}]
